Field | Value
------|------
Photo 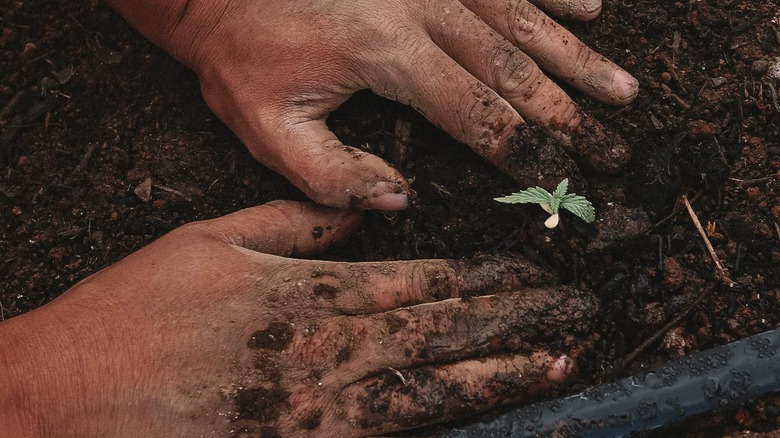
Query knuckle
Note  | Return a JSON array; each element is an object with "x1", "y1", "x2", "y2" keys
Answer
[
  {"x1": 170, "y1": 220, "x2": 213, "y2": 241},
  {"x1": 410, "y1": 262, "x2": 458, "y2": 302},
  {"x1": 491, "y1": 45, "x2": 545, "y2": 102},
  {"x1": 458, "y1": 83, "x2": 517, "y2": 154},
  {"x1": 508, "y1": 1, "x2": 543, "y2": 46}
]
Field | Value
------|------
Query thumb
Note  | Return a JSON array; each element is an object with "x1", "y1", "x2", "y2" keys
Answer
[
  {"x1": 189, "y1": 200, "x2": 362, "y2": 257},
  {"x1": 256, "y1": 119, "x2": 410, "y2": 211}
]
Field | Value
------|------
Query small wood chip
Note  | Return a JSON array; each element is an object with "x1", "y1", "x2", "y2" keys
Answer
[{"x1": 134, "y1": 177, "x2": 152, "y2": 203}]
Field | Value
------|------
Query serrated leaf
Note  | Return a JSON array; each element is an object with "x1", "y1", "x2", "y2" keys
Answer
[
  {"x1": 549, "y1": 178, "x2": 569, "y2": 213},
  {"x1": 560, "y1": 194, "x2": 596, "y2": 223},
  {"x1": 552, "y1": 178, "x2": 569, "y2": 199},
  {"x1": 494, "y1": 187, "x2": 552, "y2": 205}
]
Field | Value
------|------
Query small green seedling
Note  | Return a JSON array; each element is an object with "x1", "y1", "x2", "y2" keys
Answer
[{"x1": 494, "y1": 179, "x2": 595, "y2": 229}]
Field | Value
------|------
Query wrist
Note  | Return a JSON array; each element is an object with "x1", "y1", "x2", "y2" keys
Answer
[
  {"x1": 0, "y1": 290, "x2": 126, "y2": 437},
  {"x1": 0, "y1": 311, "x2": 81, "y2": 436},
  {"x1": 105, "y1": 0, "x2": 235, "y2": 69}
]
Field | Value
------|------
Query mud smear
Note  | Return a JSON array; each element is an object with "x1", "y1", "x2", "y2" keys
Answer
[
  {"x1": 449, "y1": 253, "x2": 557, "y2": 297},
  {"x1": 235, "y1": 385, "x2": 290, "y2": 422},
  {"x1": 312, "y1": 283, "x2": 340, "y2": 299},
  {"x1": 415, "y1": 286, "x2": 598, "y2": 363},
  {"x1": 501, "y1": 124, "x2": 586, "y2": 193},
  {"x1": 567, "y1": 113, "x2": 632, "y2": 174},
  {"x1": 298, "y1": 411, "x2": 322, "y2": 430},
  {"x1": 385, "y1": 313, "x2": 409, "y2": 334},
  {"x1": 247, "y1": 322, "x2": 294, "y2": 351},
  {"x1": 354, "y1": 355, "x2": 556, "y2": 432}
]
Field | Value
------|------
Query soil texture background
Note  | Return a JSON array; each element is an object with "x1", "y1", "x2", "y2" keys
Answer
[{"x1": 1, "y1": 0, "x2": 779, "y2": 436}]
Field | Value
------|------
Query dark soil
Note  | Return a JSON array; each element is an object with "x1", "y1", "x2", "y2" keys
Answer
[{"x1": 1, "y1": 1, "x2": 779, "y2": 436}]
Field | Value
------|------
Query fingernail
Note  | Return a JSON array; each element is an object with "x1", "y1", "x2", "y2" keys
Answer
[
  {"x1": 369, "y1": 181, "x2": 408, "y2": 211},
  {"x1": 546, "y1": 355, "x2": 572, "y2": 384},
  {"x1": 612, "y1": 69, "x2": 639, "y2": 102}
]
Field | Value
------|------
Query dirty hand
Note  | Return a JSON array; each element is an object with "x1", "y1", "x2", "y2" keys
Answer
[
  {"x1": 0, "y1": 201, "x2": 596, "y2": 437},
  {"x1": 107, "y1": 0, "x2": 638, "y2": 210}
]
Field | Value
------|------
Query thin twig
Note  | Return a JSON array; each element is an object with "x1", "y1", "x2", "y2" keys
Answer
[
  {"x1": 766, "y1": 82, "x2": 780, "y2": 114},
  {"x1": 64, "y1": 142, "x2": 100, "y2": 185},
  {"x1": 660, "y1": 84, "x2": 691, "y2": 109},
  {"x1": 614, "y1": 291, "x2": 708, "y2": 374},
  {"x1": 681, "y1": 195, "x2": 736, "y2": 287},
  {"x1": 650, "y1": 192, "x2": 701, "y2": 230},
  {"x1": 154, "y1": 184, "x2": 193, "y2": 202},
  {"x1": 0, "y1": 90, "x2": 25, "y2": 120},
  {"x1": 728, "y1": 175, "x2": 777, "y2": 186}
]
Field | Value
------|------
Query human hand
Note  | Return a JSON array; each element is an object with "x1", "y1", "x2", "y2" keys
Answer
[
  {"x1": 108, "y1": 0, "x2": 637, "y2": 210},
  {"x1": 0, "y1": 201, "x2": 597, "y2": 437}
]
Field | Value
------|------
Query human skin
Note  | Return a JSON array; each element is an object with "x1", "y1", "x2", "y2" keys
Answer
[
  {"x1": 0, "y1": 201, "x2": 597, "y2": 437},
  {"x1": 105, "y1": 0, "x2": 638, "y2": 210},
  {"x1": 0, "y1": 2, "x2": 628, "y2": 435}
]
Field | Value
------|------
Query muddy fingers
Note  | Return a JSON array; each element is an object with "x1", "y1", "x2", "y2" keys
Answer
[
  {"x1": 425, "y1": 4, "x2": 581, "y2": 131},
  {"x1": 231, "y1": 286, "x2": 595, "y2": 436},
  {"x1": 347, "y1": 286, "x2": 597, "y2": 373},
  {"x1": 343, "y1": 353, "x2": 573, "y2": 433},
  {"x1": 258, "y1": 253, "x2": 555, "y2": 315},
  {"x1": 462, "y1": 0, "x2": 638, "y2": 106},
  {"x1": 371, "y1": 34, "x2": 523, "y2": 159}
]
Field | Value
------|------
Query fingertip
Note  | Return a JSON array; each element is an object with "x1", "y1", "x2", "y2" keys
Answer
[
  {"x1": 546, "y1": 354, "x2": 574, "y2": 384},
  {"x1": 533, "y1": 0, "x2": 602, "y2": 22},
  {"x1": 569, "y1": 0, "x2": 602, "y2": 21},
  {"x1": 284, "y1": 128, "x2": 411, "y2": 211},
  {"x1": 367, "y1": 181, "x2": 409, "y2": 211},
  {"x1": 611, "y1": 69, "x2": 639, "y2": 104}
]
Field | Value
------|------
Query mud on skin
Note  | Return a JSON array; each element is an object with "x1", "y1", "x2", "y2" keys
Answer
[
  {"x1": 501, "y1": 124, "x2": 587, "y2": 193},
  {"x1": 447, "y1": 253, "x2": 557, "y2": 297},
  {"x1": 499, "y1": 116, "x2": 628, "y2": 186},
  {"x1": 345, "y1": 288, "x2": 598, "y2": 432},
  {"x1": 227, "y1": 282, "x2": 597, "y2": 436},
  {"x1": 351, "y1": 355, "x2": 563, "y2": 431}
]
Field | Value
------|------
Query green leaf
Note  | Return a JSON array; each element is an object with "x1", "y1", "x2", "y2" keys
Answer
[
  {"x1": 494, "y1": 187, "x2": 552, "y2": 205},
  {"x1": 549, "y1": 178, "x2": 569, "y2": 213},
  {"x1": 552, "y1": 178, "x2": 569, "y2": 199},
  {"x1": 496, "y1": 178, "x2": 595, "y2": 225},
  {"x1": 560, "y1": 194, "x2": 596, "y2": 223}
]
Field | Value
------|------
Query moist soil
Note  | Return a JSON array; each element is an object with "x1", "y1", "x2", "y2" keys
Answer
[{"x1": 1, "y1": 1, "x2": 779, "y2": 436}]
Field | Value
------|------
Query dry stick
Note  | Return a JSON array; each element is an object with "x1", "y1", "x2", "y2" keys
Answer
[
  {"x1": 153, "y1": 184, "x2": 192, "y2": 202},
  {"x1": 660, "y1": 83, "x2": 691, "y2": 109},
  {"x1": 63, "y1": 142, "x2": 101, "y2": 186},
  {"x1": 681, "y1": 195, "x2": 736, "y2": 287},
  {"x1": 614, "y1": 291, "x2": 709, "y2": 374},
  {"x1": 0, "y1": 90, "x2": 25, "y2": 120}
]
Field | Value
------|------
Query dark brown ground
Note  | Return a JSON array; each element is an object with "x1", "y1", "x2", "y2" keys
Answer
[{"x1": 1, "y1": 0, "x2": 779, "y2": 436}]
